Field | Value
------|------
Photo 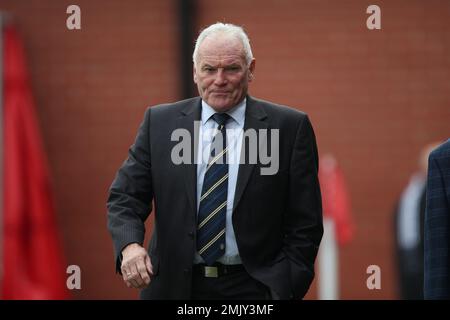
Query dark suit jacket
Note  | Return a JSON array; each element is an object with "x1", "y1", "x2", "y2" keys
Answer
[
  {"x1": 424, "y1": 139, "x2": 450, "y2": 299},
  {"x1": 107, "y1": 96, "x2": 323, "y2": 300}
]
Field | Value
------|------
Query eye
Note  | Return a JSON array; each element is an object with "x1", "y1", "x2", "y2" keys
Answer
[
  {"x1": 202, "y1": 66, "x2": 216, "y2": 72},
  {"x1": 226, "y1": 66, "x2": 241, "y2": 72}
]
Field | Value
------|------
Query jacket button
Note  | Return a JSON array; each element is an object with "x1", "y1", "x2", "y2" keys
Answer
[
  {"x1": 184, "y1": 268, "x2": 191, "y2": 275},
  {"x1": 188, "y1": 231, "x2": 194, "y2": 238}
]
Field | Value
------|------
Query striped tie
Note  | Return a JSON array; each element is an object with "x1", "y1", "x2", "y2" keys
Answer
[{"x1": 197, "y1": 113, "x2": 230, "y2": 266}]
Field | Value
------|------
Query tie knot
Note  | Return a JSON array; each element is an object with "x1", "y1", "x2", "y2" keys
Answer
[{"x1": 212, "y1": 113, "x2": 230, "y2": 127}]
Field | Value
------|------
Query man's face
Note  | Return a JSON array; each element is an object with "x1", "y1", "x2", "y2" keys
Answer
[{"x1": 194, "y1": 35, "x2": 255, "y2": 112}]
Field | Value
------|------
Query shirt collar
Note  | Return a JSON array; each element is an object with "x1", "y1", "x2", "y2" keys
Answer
[{"x1": 201, "y1": 98, "x2": 246, "y2": 126}]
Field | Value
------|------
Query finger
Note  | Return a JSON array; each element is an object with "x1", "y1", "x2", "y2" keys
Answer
[
  {"x1": 122, "y1": 266, "x2": 133, "y2": 286},
  {"x1": 129, "y1": 278, "x2": 140, "y2": 288},
  {"x1": 137, "y1": 258, "x2": 151, "y2": 286},
  {"x1": 121, "y1": 266, "x2": 131, "y2": 282},
  {"x1": 130, "y1": 262, "x2": 144, "y2": 287},
  {"x1": 145, "y1": 255, "x2": 154, "y2": 276}
]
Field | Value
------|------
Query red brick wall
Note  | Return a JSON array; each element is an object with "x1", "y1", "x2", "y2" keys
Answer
[
  {"x1": 1, "y1": 0, "x2": 449, "y2": 299},
  {"x1": 0, "y1": 0, "x2": 179, "y2": 299}
]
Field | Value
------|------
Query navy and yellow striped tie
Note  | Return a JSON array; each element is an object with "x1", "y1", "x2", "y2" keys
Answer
[{"x1": 197, "y1": 113, "x2": 230, "y2": 266}]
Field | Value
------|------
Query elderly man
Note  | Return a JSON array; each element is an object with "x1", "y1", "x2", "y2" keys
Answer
[{"x1": 107, "y1": 22, "x2": 323, "y2": 300}]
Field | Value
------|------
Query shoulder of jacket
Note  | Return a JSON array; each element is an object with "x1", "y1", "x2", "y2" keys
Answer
[
  {"x1": 144, "y1": 97, "x2": 200, "y2": 117},
  {"x1": 250, "y1": 96, "x2": 308, "y2": 120}
]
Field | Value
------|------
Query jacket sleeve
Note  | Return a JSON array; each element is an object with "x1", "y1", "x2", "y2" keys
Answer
[
  {"x1": 107, "y1": 108, "x2": 153, "y2": 273},
  {"x1": 424, "y1": 151, "x2": 450, "y2": 299},
  {"x1": 284, "y1": 114, "x2": 323, "y2": 299}
]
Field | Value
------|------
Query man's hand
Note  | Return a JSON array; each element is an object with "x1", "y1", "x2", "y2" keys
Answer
[{"x1": 121, "y1": 243, "x2": 153, "y2": 289}]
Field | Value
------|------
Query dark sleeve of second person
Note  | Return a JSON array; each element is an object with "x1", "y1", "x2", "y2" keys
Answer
[{"x1": 424, "y1": 146, "x2": 450, "y2": 299}]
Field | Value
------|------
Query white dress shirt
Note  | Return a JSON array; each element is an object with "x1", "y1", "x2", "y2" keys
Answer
[{"x1": 194, "y1": 98, "x2": 246, "y2": 265}]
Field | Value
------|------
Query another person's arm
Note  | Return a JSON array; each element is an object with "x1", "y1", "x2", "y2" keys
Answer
[{"x1": 424, "y1": 150, "x2": 450, "y2": 299}]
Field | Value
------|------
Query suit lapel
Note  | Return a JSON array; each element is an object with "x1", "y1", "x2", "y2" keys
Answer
[
  {"x1": 176, "y1": 98, "x2": 201, "y2": 217},
  {"x1": 175, "y1": 96, "x2": 268, "y2": 217},
  {"x1": 232, "y1": 96, "x2": 268, "y2": 212}
]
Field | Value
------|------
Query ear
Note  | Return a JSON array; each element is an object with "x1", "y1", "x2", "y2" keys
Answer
[
  {"x1": 248, "y1": 59, "x2": 256, "y2": 82},
  {"x1": 193, "y1": 64, "x2": 198, "y2": 84}
]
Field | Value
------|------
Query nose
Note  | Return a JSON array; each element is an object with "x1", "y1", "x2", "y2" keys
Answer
[{"x1": 213, "y1": 68, "x2": 227, "y2": 86}]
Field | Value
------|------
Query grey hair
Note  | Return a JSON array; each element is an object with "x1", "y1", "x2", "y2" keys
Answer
[{"x1": 192, "y1": 22, "x2": 254, "y2": 67}]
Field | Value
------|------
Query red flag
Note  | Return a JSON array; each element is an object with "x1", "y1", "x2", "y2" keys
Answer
[
  {"x1": 1, "y1": 25, "x2": 68, "y2": 299},
  {"x1": 319, "y1": 154, "x2": 355, "y2": 246}
]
